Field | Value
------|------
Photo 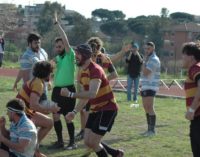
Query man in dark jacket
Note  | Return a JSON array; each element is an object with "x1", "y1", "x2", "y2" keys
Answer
[{"x1": 126, "y1": 42, "x2": 143, "y2": 104}]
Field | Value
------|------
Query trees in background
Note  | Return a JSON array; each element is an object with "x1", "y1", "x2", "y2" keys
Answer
[
  {"x1": 2, "y1": 2, "x2": 199, "y2": 74},
  {"x1": 0, "y1": 4, "x2": 20, "y2": 32}
]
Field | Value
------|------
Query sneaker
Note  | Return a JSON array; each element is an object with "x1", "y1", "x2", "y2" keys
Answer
[
  {"x1": 116, "y1": 149, "x2": 124, "y2": 157},
  {"x1": 130, "y1": 103, "x2": 139, "y2": 108},
  {"x1": 75, "y1": 130, "x2": 84, "y2": 141},
  {"x1": 142, "y1": 131, "x2": 156, "y2": 137},
  {"x1": 140, "y1": 130, "x2": 149, "y2": 136},
  {"x1": 65, "y1": 142, "x2": 77, "y2": 150},
  {"x1": 49, "y1": 141, "x2": 64, "y2": 149},
  {"x1": 134, "y1": 100, "x2": 138, "y2": 104}
]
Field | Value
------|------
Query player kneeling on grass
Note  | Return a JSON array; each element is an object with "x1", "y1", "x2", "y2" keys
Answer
[
  {"x1": 61, "y1": 44, "x2": 124, "y2": 157},
  {"x1": 16, "y1": 61, "x2": 60, "y2": 157}
]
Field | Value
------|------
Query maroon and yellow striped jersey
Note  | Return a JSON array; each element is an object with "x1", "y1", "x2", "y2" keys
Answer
[
  {"x1": 184, "y1": 62, "x2": 200, "y2": 117},
  {"x1": 17, "y1": 78, "x2": 44, "y2": 116},
  {"x1": 80, "y1": 62, "x2": 118, "y2": 112},
  {"x1": 92, "y1": 51, "x2": 115, "y2": 74}
]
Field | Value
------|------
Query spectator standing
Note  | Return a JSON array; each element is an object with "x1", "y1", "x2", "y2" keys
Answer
[
  {"x1": 141, "y1": 42, "x2": 160, "y2": 136},
  {"x1": 126, "y1": 42, "x2": 143, "y2": 104},
  {"x1": 0, "y1": 33, "x2": 5, "y2": 67}
]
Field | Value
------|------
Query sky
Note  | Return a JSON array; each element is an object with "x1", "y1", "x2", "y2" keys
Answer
[{"x1": 1, "y1": 0, "x2": 200, "y2": 18}]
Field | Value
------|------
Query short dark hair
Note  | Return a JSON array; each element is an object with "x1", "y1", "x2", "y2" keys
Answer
[
  {"x1": 146, "y1": 42, "x2": 155, "y2": 49},
  {"x1": 182, "y1": 41, "x2": 200, "y2": 61},
  {"x1": 32, "y1": 61, "x2": 53, "y2": 79},
  {"x1": 6, "y1": 98, "x2": 25, "y2": 117},
  {"x1": 55, "y1": 37, "x2": 63, "y2": 43},
  {"x1": 75, "y1": 44, "x2": 92, "y2": 59},
  {"x1": 27, "y1": 33, "x2": 41, "y2": 44}
]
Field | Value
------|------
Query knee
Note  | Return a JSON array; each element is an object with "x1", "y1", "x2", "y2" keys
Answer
[
  {"x1": 84, "y1": 139, "x2": 96, "y2": 149},
  {"x1": 47, "y1": 118, "x2": 53, "y2": 129},
  {"x1": 84, "y1": 138, "x2": 91, "y2": 148}
]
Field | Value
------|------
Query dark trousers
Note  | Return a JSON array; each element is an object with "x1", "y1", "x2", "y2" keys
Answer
[
  {"x1": 190, "y1": 116, "x2": 200, "y2": 157},
  {"x1": 0, "y1": 53, "x2": 3, "y2": 67}
]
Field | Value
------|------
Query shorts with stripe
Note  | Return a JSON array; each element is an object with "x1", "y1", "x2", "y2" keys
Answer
[{"x1": 85, "y1": 110, "x2": 117, "y2": 136}]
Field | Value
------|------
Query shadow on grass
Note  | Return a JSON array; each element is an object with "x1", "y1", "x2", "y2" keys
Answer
[
  {"x1": 0, "y1": 88, "x2": 13, "y2": 93},
  {"x1": 42, "y1": 137, "x2": 127, "y2": 156},
  {"x1": 156, "y1": 124, "x2": 169, "y2": 128}
]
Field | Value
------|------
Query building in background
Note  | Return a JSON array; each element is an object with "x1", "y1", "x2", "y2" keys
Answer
[{"x1": 162, "y1": 22, "x2": 200, "y2": 74}]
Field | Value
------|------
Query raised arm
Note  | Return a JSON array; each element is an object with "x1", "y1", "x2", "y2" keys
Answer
[
  {"x1": 54, "y1": 12, "x2": 70, "y2": 52},
  {"x1": 110, "y1": 44, "x2": 131, "y2": 63}
]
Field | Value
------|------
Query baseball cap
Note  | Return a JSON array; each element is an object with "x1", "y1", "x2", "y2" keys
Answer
[{"x1": 131, "y1": 42, "x2": 139, "y2": 49}]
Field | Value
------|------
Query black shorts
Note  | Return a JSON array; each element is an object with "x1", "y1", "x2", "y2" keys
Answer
[
  {"x1": 141, "y1": 90, "x2": 156, "y2": 97},
  {"x1": 85, "y1": 110, "x2": 117, "y2": 136},
  {"x1": 52, "y1": 85, "x2": 76, "y2": 116}
]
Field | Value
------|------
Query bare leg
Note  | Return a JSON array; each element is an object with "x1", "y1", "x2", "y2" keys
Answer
[{"x1": 32, "y1": 112, "x2": 53, "y2": 144}]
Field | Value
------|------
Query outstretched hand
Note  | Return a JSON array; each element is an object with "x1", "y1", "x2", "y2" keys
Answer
[
  {"x1": 60, "y1": 88, "x2": 70, "y2": 97},
  {"x1": 53, "y1": 11, "x2": 59, "y2": 25},
  {"x1": 65, "y1": 112, "x2": 75, "y2": 121},
  {"x1": 12, "y1": 83, "x2": 18, "y2": 92},
  {"x1": 122, "y1": 44, "x2": 131, "y2": 53}
]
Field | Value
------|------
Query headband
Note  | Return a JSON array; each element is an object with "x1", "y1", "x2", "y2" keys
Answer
[{"x1": 7, "y1": 107, "x2": 24, "y2": 114}]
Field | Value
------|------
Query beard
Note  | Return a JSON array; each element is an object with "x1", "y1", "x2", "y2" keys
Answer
[
  {"x1": 76, "y1": 61, "x2": 84, "y2": 67},
  {"x1": 58, "y1": 49, "x2": 65, "y2": 57},
  {"x1": 31, "y1": 46, "x2": 39, "y2": 52},
  {"x1": 76, "y1": 58, "x2": 85, "y2": 67}
]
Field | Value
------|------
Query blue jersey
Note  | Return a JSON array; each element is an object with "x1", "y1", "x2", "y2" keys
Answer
[
  {"x1": 10, "y1": 114, "x2": 37, "y2": 157},
  {"x1": 20, "y1": 47, "x2": 48, "y2": 79},
  {"x1": 141, "y1": 52, "x2": 160, "y2": 92}
]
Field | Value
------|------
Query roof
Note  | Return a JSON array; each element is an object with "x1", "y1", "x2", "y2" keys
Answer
[{"x1": 164, "y1": 23, "x2": 200, "y2": 32}]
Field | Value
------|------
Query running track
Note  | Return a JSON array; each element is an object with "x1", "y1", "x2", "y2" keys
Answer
[{"x1": 0, "y1": 68, "x2": 185, "y2": 98}]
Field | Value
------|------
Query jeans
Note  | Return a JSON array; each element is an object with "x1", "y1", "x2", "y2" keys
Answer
[{"x1": 127, "y1": 75, "x2": 140, "y2": 101}]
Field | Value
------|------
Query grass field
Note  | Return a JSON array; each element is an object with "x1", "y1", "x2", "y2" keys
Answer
[{"x1": 0, "y1": 77, "x2": 192, "y2": 157}]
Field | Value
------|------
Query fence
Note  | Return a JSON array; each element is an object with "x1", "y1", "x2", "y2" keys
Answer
[{"x1": 110, "y1": 78, "x2": 185, "y2": 99}]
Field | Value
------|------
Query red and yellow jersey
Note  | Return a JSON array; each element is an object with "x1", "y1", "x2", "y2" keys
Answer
[
  {"x1": 184, "y1": 62, "x2": 200, "y2": 117},
  {"x1": 77, "y1": 52, "x2": 115, "y2": 83},
  {"x1": 92, "y1": 51, "x2": 115, "y2": 74},
  {"x1": 80, "y1": 62, "x2": 118, "y2": 112},
  {"x1": 17, "y1": 78, "x2": 44, "y2": 116}
]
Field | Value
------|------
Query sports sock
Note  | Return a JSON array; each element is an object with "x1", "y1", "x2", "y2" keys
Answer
[
  {"x1": 149, "y1": 114, "x2": 156, "y2": 132},
  {"x1": 95, "y1": 148, "x2": 108, "y2": 157},
  {"x1": 146, "y1": 113, "x2": 150, "y2": 131},
  {"x1": 67, "y1": 122, "x2": 75, "y2": 143},
  {"x1": 101, "y1": 142, "x2": 118, "y2": 156},
  {"x1": 54, "y1": 120, "x2": 63, "y2": 143}
]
